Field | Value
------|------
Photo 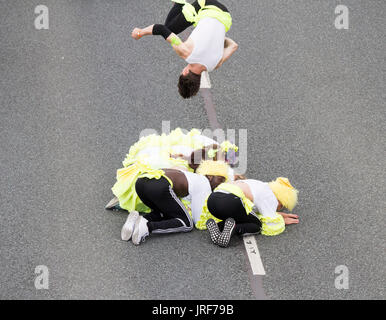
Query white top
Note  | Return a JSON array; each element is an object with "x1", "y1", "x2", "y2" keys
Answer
[
  {"x1": 137, "y1": 146, "x2": 174, "y2": 169},
  {"x1": 216, "y1": 179, "x2": 278, "y2": 218},
  {"x1": 169, "y1": 145, "x2": 194, "y2": 157},
  {"x1": 242, "y1": 179, "x2": 278, "y2": 218},
  {"x1": 181, "y1": 171, "x2": 212, "y2": 223},
  {"x1": 185, "y1": 17, "x2": 226, "y2": 72}
]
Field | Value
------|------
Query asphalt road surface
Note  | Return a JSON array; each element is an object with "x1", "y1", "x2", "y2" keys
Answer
[{"x1": 1, "y1": 0, "x2": 385, "y2": 299}]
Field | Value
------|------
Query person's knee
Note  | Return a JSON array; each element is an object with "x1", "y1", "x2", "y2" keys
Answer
[{"x1": 135, "y1": 177, "x2": 150, "y2": 198}]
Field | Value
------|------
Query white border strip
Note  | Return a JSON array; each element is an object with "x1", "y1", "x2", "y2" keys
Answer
[
  {"x1": 243, "y1": 235, "x2": 266, "y2": 276},
  {"x1": 200, "y1": 71, "x2": 211, "y2": 89}
]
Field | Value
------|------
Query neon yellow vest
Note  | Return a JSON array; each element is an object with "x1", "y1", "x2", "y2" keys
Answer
[{"x1": 172, "y1": 0, "x2": 232, "y2": 32}]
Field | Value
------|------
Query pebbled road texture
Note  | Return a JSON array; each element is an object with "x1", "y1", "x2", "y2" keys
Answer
[{"x1": 0, "y1": 0, "x2": 385, "y2": 299}]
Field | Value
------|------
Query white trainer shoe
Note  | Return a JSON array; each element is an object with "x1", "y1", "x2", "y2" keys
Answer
[
  {"x1": 132, "y1": 216, "x2": 149, "y2": 245},
  {"x1": 121, "y1": 211, "x2": 139, "y2": 241}
]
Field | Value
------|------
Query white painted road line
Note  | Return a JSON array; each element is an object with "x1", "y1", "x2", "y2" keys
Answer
[
  {"x1": 200, "y1": 88, "x2": 221, "y2": 130},
  {"x1": 200, "y1": 71, "x2": 211, "y2": 89},
  {"x1": 200, "y1": 65, "x2": 220, "y2": 129},
  {"x1": 199, "y1": 69, "x2": 267, "y2": 298},
  {"x1": 243, "y1": 235, "x2": 266, "y2": 276}
]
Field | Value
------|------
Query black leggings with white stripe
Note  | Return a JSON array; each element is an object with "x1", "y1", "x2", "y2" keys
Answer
[
  {"x1": 153, "y1": 0, "x2": 229, "y2": 39},
  {"x1": 135, "y1": 176, "x2": 193, "y2": 234},
  {"x1": 207, "y1": 192, "x2": 262, "y2": 235}
]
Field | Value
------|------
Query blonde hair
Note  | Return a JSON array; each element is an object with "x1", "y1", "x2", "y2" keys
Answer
[
  {"x1": 196, "y1": 160, "x2": 229, "y2": 181},
  {"x1": 268, "y1": 177, "x2": 298, "y2": 211}
]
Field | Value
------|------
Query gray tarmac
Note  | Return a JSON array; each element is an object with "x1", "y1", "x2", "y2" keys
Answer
[{"x1": 0, "y1": 0, "x2": 385, "y2": 299}]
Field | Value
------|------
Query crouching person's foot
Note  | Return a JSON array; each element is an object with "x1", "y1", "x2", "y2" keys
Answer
[
  {"x1": 132, "y1": 216, "x2": 150, "y2": 245},
  {"x1": 206, "y1": 219, "x2": 222, "y2": 245},
  {"x1": 121, "y1": 211, "x2": 139, "y2": 241},
  {"x1": 217, "y1": 218, "x2": 236, "y2": 248},
  {"x1": 105, "y1": 197, "x2": 121, "y2": 210}
]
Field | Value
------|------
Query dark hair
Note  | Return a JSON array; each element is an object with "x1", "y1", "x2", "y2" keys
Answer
[
  {"x1": 178, "y1": 71, "x2": 201, "y2": 99},
  {"x1": 189, "y1": 145, "x2": 216, "y2": 170}
]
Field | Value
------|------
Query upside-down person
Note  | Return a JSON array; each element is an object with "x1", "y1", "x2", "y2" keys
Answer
[
  {"x1": 131, "y1": 0, "x2": 238, "y2": 98},
  {"x1": 196, "y1": 177, "x2": 300, "y2": 247},
  {"x1": 120, "y1": 160, "x2": 229, "y2": 245}
]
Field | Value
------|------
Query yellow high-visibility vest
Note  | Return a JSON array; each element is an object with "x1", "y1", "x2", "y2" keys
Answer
[{"x1": 172, "y1": 0, "x2": 232, "y2": 32}]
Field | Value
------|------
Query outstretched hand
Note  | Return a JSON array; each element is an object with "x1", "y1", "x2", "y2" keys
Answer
[
  {"x1": 131, "y1": 28, "x2": 143, "y2": 40},
  {"x1": 279, "y1": 213, "x2": 299, "y2": 225}
]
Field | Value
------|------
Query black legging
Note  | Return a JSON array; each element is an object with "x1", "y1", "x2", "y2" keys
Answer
[
  {"x1": 135, "y1": 176, "x2": 193, "y2": 234},
  {"x1": 207, "y1": 192, "x2": 262, "y2": 235},
  {"x1": 153, "y1": 0, "x2": 229, "y2": 39}
]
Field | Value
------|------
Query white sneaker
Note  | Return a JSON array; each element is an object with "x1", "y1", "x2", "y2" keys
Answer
[
  {"x1": 132, "y1": 216, "x2": 149, "y2": 245},
  {"x1": 121, "y1": 211, "x2": 139, "y2": 241}
]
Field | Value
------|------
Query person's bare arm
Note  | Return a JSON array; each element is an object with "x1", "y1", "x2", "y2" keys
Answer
[
  {"x1": 163, "y1": 169, "x2": 189, "y2": 197},
  {"x1": 215, "y1": 37, "x2": 239, "y2": 70},
  {"x1": 166, "y1": 33, "x2": 191, "y2": 59}
]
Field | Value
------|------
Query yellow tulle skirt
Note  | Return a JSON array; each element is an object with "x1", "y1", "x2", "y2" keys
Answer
[{"x1": 111, "y1": 128, "x2": 205, "y2": 213}]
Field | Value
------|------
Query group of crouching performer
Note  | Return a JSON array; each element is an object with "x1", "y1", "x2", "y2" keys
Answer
[{"x1": 106, "y1": 128, "x2": 299, "y2": 248}]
